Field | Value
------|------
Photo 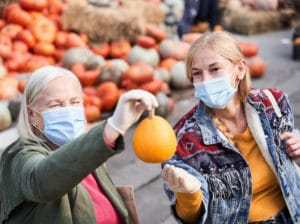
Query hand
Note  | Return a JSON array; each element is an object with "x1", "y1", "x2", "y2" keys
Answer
[
  {"x1": 162, "y1": 164, "x2": 201, "y2": 193},
  {"x1": 280, "y1": 132, "x2": 300, "y2": 159},
  {"x1": 107, "y1": 89, "x2": 158, "y2": 135}
]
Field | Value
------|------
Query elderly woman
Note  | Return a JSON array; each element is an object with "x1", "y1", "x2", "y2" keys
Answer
[
  {"x1": 162, "y1": 31, "x2": 300, "y2": 224},
  {"x1": 0, "y1": 65, "x2": 158, "y2": 224}
]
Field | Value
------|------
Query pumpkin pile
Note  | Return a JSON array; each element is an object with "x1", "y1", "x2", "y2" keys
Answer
[
  {"x1": 0, "y1": 0, "x2": 185, "y2": 128},
  {"x1": 238, "y1": 40, "x2": 266, "y2": 78}
]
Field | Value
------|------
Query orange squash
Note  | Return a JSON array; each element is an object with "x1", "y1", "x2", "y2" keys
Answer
[
  {"x1": 96, "y1": 81, "x2": 120, "y2": 112},
  {"x1": 132, "y1": 109, "x2": 177, "y2": 163},
  {"x1": 110, "y1": 40, "x2": 131, "y2": 58},
  {"x1": 238, "y1": 41, "x2": 259, "y2": 58},
  {"x1": 19, "y1": 0, "x2": 48, "y2": 11},
  {"x1": 29, "y1": 17, "x2": 57, "y2": 43},
  {"x1": 145, "y1": 24, "x2": 167, "y2": 42},
  {"x1": 33, "y1": 42, "x2": 56, "y2": 56},
  {"x1": 6, "y1": 8, "x2": 33, "y2": 27},
  {"x1": 136, "y1": 35, "x2": 157, "y2": 48},
  {"x1": 247, "y1": 56, "x2": 266, "y2": 78},
  {"x1": 124, "y1": 61, "x2": 154, "y2": 84},
  {"x1": 15, "y1": 29, "x2": 36, "y2": 49},
  {"x1": 0, "y1": 34, "x2": 12, "y2": 59},
  {"x1": 1, "y1": 24, "x2": 23, "y2": 39}
]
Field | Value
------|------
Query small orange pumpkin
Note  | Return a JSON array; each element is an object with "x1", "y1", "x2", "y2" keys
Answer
[
  {"x1": 33, "y1": 42, "x2": 56, "y2": 56},
  {"x1": 110, "y1": 40, "x2": 131, "y2": 58},
  {"x1": 145, "y1": 24, "x2": 167, "y2": 42},
  {"x1": 19, "y1": 0, "x2": 48, "y2": 11},
  {"x1": 15, "y1": 29, "x2": 36, "y2": 49},
  {"x1": 29, "y1": 17, "x2": 57, "y2": 43},
  {"x1": 124, "y1": 61, "x2": 154, "y2": 85},
  {"x1": 247, "y1": 56, "x2": 266, "y2": 78},
  {"x1": 132, "y1": 109, "x2": 177, "y2": 163},
  {"x1": 136, "y1": 35, "x2": 157, "y2": 48},
  {"x1": 96, "y1": 81, "x2": 119, "y2": 112},
  {"x1": 238, "y1": 41, "x2": 259, "y2": 58},
  {"x1": 91, "y1": 42, "x2": 111, "y2": 58}
]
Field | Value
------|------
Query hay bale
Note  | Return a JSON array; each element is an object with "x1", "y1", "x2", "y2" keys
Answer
[
  {"x1": 228, "y1": 9, "x2": 282, "y2": 35},
  {"x1": 61, "y1": 0, "x2": 165, "y2": 43}
]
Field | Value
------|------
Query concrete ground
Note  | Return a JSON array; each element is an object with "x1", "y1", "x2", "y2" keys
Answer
[{"x1": 0, "y1": 28, "x2": 299, "y2": 223}]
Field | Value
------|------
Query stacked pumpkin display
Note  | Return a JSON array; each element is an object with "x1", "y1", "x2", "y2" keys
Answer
[{"x1": 0, "y1": 0, "x2": 194, "y2": 130}]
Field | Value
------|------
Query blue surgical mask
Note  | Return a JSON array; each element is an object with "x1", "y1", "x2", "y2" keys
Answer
[
  {"x1": 40, "y1": 106, "x2": 86, "y2": 146},
  {"x1": 193, "y1": 74, "x2": 237, "y2": 109}
]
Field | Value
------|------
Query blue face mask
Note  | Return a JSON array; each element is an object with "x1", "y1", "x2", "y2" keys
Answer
[
  {"x1": 193, "y1": 75, "x2": 237, "y2": 109},
  {"x1": 40, "y1": 106, "x2": 86, "y2": 146}
]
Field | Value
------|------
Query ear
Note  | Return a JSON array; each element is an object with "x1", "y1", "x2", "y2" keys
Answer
[{"x1": 236, "y1": 59, "x2": 248, "y2": 80}]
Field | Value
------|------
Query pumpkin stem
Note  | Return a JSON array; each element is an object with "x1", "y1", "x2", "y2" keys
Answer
[{"x1": 148, "y1": 108, "x2": 155, "y2": 119}]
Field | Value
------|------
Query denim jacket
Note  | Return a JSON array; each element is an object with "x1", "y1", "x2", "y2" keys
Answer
[{"x1": 163, "y1": 88, "x2": 300, "y2": 224}]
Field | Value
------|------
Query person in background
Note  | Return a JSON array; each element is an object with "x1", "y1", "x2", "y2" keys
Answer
[
  {"x1": 177, "y1": 0, "x2": 222, "y2": 38},
  {"x1": 162, "y1": 31, "x2": 300, "y2": 224},
  {"x1": 0, "y1": 65, "x2": 158, "y2": 224}
]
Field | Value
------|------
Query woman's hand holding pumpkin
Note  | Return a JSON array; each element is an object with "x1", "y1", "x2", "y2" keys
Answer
[
  {"x1": 281, "y1": 131, "x2": 300, "y2": 160},
  {"x1": 107, "y1": 89, "x2": 158, "y2": 136},
  {"x1": 162, "y1": 164, "x2": 201, "y2": 194}
]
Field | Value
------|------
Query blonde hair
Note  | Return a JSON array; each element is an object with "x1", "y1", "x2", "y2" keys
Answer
[
  {"x1": 186, "y1": 31, "x2": 251, "y2": 145},
  {"x1": 17, "y1": 65, "x2": 82, "y2": 141}
]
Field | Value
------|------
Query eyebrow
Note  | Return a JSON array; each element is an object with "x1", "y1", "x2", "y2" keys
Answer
[{"x1": 191, "y1": 62, "x2": 220, "y2": 71}]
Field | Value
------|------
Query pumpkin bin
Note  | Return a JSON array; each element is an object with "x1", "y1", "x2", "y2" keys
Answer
[{"x1": 132, "y1": 109, "x2": 177, "y2": 163}]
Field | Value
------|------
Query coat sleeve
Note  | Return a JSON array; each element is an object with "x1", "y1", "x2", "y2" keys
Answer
[{"x1": 15, "y1": 120, "x2": 124, "y2": 202}]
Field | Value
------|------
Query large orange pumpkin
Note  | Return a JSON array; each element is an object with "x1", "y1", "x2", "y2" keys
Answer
[{"x1": 132, "y1": 110, "x2": 177, "y2": 163}]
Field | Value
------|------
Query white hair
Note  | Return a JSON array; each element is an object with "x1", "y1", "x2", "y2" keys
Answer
[{"x1": 17, "y1": 65, "x2": 82, "y2": 140}]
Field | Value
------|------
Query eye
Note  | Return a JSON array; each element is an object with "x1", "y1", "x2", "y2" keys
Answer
[
  {"x1": 71, "y1": 99, "x2": 82, "y2": 105},
  {"x1": 49, "y1": 103, "x2": 62, "y2": 108},
  {"x1": 210, "y1": 67, "x2": 220, "y2": 73},
  {"x1": 192, "y1": 71, "x2": 202, "y2": 78}
]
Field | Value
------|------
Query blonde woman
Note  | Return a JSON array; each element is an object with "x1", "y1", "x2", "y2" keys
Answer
[
  {"x1": 162, "y1": 31, "x2": 300, "y2": 224},
  {"x1": 0, "y1": 65, "x2": 158, "y2": 224}
]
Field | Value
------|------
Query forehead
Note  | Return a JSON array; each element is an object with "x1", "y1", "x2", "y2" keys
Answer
[
  {"x1": 38, "y1": 76, "x2": 81, "y2": 101},
  {"x1": 193, "y1": 46, "x2": 228, "y2": 67}
]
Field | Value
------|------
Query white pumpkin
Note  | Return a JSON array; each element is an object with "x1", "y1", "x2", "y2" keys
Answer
[
  {"x1": 170, "y1": 61, "x2": 192, "y2": 89},
  {"x1": 127, "y1": 46, "x2": 160, "y2": 67},
  {"x1": 154, "y1": 68, "x2": 172, "y2": 84},
  {"x1": 0, "y1": 104, "x2": 12, "y2": 131},
  {"x1": 62, "y1": 48, "x2": 94, "y2": 69}
]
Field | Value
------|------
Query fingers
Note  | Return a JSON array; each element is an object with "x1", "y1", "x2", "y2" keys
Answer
[
  {"x1": 280, "y1": 132, "x2": 295, "y2": 140},
  {"x1": 281, "y1": 132, "x2": 300, "y2": 158},
  {"x1": 162, "y1": 164, "x2": 201, "y2": 193},
  {"x1": 121, "y1": 90, "x2": 159, "y2": 110},
  {"x1": 162, "y1": 165, "x2": 182, "y2": 190}
]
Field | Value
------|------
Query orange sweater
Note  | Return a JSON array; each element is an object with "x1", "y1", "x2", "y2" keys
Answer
[{"x1": 175, "y1": 127, "x2": 285, "y2": 223}]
